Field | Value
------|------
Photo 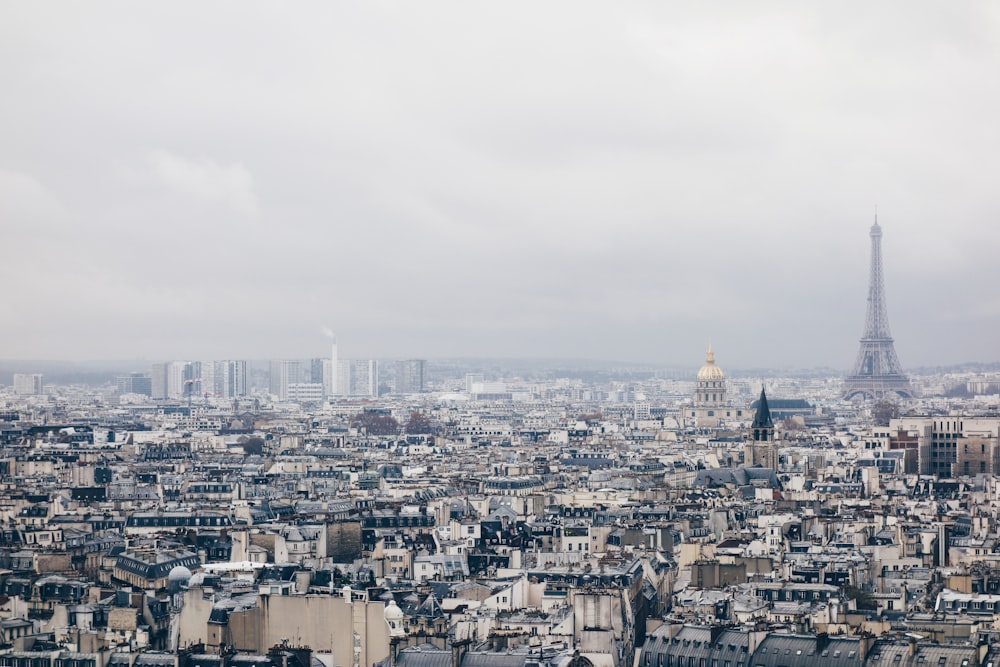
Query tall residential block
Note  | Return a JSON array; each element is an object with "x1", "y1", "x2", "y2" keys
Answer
[
  {"x1": 222, "y1": 360, "x2": 248, "y2": 398},
  {"x1": 269, "y1": 360, "x2": 301, "y2": 401},
  {"x1": 334, "y1": 359, "x2": 379, "y2": 397},
  {"x1": 116, "y1": 373, "x2": 152, "y2": 396},
  {"x1": 395, "y1": 359, "x2": 426, "y2": 393},
  {"x1": 13, "y1": 374, "x2": 43, "y2": 395}
]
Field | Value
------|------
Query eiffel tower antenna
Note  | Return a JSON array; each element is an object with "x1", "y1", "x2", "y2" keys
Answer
[{"x1": 843, "y1": 213, "x2": 912, "y2": 400}]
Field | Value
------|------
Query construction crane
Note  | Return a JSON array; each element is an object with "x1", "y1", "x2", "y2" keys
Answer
[{"x1": 184, "y1": 378, "x2": 202, "y2": 410}]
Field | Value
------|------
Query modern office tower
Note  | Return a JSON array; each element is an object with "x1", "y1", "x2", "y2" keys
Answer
[
  {"x1": 306, "y1": 357, "x2": 335, "y2": 397},
  {"x1": 335, "y1": 359, "x2": 352, "y2": 397},
  {"x1": 12, "y1": 374, "x2": 43, "y2": 395},
  {"x1": 162, "y1": 361, "x2": 191, "y2": 399},
  {"x1": 116, "y1": 373, "x2": 152, "y2": 396},
  {"x1": 465, "y1": 373, "x2": 485, "y2": 394},
  {"x1": 334, "y1": 359, "x2": 379, "y2": 397},
  {"x1": 351, "y1": 359, "x2": 379, "y2": 397},
  {"x1": 135, "y1": 374, "x2": 151, "y2": 396},
  {"x1": 221, "y1": 360, "x2": 248, "y2": 398},
  {"x1": 150, "y1": 361, "x2": 189, "y2": 399},
  {"x1": 395, "y1": 359, "x2": 426, "y2": 393},
  {"x1": 198, "y1": 361, "x2": 219, "y2": 398},
  {"x1": 151, "y1": 363, "x2": 168, "y2": 399},
  {"x1": 330, "y1": 337, "x2": 339, "y2": 396},
  {"x1": 321, "y1": 359, "x2": 333, "y2": 396},
  {"x1": 309, "y1": 358, "x2": 326, "y2": 385},
  {"x1": 843, "y1": 216, "x2": 913, "y2": 400},
  {"x1": 269, "y1": 360, "x2": 301, "y2": 401}
]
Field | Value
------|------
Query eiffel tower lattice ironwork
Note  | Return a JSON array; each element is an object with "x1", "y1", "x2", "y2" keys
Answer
[{"x1": 843, "y1": 216, "x2": 912, "y2": 400}]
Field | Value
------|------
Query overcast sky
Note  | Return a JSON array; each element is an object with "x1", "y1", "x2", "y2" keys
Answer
[{"x1": 1, "y1": 2, "x2": 998, "y2": 369}]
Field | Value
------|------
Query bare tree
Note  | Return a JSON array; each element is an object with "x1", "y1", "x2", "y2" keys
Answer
[
  {"x1": 238, "y1": 435, "x2": 266, "y2": 455},
  {"x1": 872, "y1": 399, "x2": 900, "y2": 426},
  {"x1": 404, "y1": 411, "x2": 436, "y2": 434},
  {"x1": 353, "y1": 411, "x2": 399, "y2": 436}
]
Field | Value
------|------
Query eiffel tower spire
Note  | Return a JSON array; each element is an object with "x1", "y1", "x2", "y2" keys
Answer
[{"x1": 843, "y1": 215, "x2": 913, "y2": 400}]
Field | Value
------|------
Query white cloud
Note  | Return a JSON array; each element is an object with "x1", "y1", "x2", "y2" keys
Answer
[
  {"x1": 147, "y1": 150, "x2": 259, "y2": 216},
  {"x1": 0, "y1": 169, "x2": 65, "y2": 228},
  {"x1": 1, "y1": 3, "x2": 999, "y2": 364}
]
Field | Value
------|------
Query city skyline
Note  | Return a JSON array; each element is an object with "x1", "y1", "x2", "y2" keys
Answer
[{"x1": 2, "y1": 3, "x2": 999, "y2": 367}]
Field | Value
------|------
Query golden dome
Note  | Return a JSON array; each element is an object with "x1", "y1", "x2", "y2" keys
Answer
[{"x1": 697, "y1": 344, "x2": 725, "y2": 381}]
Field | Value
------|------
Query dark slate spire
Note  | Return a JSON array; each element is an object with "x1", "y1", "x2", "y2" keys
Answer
[
  {"x1": 415, "y1": 593, "x2": 445, "y2": 618},
  {"x1": 752, "y1": 387, "x2": 773, "y2": 429}
]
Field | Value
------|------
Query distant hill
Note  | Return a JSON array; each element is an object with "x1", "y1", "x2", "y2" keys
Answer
[{"x1": 908, "y1": 361, "x2": 1000, "y2": 375}]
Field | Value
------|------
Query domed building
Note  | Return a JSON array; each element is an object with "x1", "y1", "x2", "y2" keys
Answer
[
  {"x1": 167, "y1": 564, "x2": 193, "y2": 595},
  {"x1": 687, "y1": 345, "x2": 748, "y2": 428},
  {"x1": 696, "y1": 344, "x2": 727, "y2": 407}
]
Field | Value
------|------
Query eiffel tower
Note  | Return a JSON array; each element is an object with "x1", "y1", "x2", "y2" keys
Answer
[{"x1": 843, "y1": 215, "x2": 913, "y2": 400}]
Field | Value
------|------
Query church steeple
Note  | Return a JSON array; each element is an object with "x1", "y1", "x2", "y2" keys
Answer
[{"x1": 752, "y1": 387, "x2": 774, "y2": 442}]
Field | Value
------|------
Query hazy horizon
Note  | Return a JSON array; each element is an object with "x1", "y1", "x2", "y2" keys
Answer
[
  {"x1": 1, "y1": 355, "x2": 997, "y2": 377},
  {"x1": 3, "y1": 3, "x2": 999, "y2": 368}
]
